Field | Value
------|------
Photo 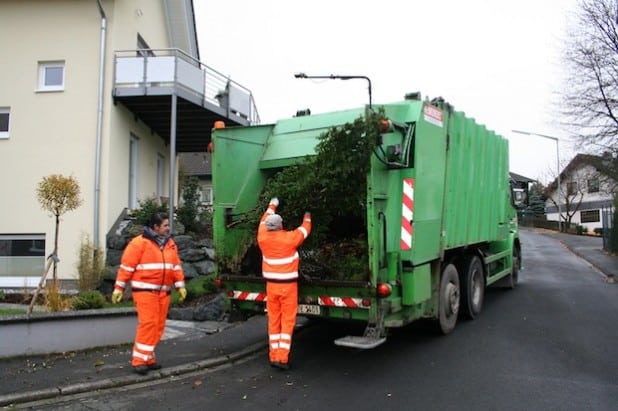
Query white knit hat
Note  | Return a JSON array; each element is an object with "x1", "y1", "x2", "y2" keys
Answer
[{"x1": 265, "y1": 214, "x2": 283, "y2": 231}]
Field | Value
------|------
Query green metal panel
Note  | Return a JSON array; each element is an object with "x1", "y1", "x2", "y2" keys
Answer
[
  {"x1": 401, "y1": 263, "x2": 431, "y2": 305},
  {"x1": 441, "y1": 109, "x2": 510, "y2": 248}
]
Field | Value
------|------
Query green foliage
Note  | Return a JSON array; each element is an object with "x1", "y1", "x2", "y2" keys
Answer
[
  {"x1": 132, "y1": 196, "x2": 168, "y2": 226},
  {"x1": 594, "y1": 227, "x2": 604, "y2": 236},
  {"x1": 76, "y1": 234, "x2": 105, "y2": 292},
  {"x1": 36, "y1": 174, "x2": 82, "y2": 217},
  {"x1": 0, "y1": 290, "x2": 5, "y2": 302},
  {"x1": 248, "y1": 109, "x2": 383, "y2": 247},
  {"x1": 576, "y1": 225, "x2": 586, "y2": 235},
  {"x1": 177, "y1": 176, "x2": 202, "y2": 232},
  {"x1": 72, "y1": 290, "x2": 106, "y2": 310},
  {"x1": 171, "y1": 275, "x2": 217, "y2": 305}
]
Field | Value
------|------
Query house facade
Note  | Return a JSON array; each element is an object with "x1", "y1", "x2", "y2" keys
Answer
[
  {"x1": 0, "y1": 0, "x2": 258, "y2": 291},
  {"x1": 545, "y1": 154, "x2": 616, "y2": 233}
]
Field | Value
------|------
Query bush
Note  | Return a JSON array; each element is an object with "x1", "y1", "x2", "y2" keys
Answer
[
  {"x1": 76, "y1": 234, "x2": 105, "y2": 292},
  {"x1": 594, "y1": 227, "x2": 604, "y2": 236},
  {"x1": 177, "y1": 176, "x2": 201, "y2": 232},
  {"x1": 576, "y1": 225, "x2": 586, "y2": 235},
  {"x1": 0, "y1": 290, "x2": 5, "y2": 302},
  {"x1": 72, "y1": 290, "x2": 106, "y2": 310},
  {"x1": 131, "y1": 196, "x2": 168, "y2": 227}
]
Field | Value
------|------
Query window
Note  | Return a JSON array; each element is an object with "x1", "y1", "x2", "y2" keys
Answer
[
  {"x1": 0, "y1": 234, "x2": 45, "y2": 279},
  {"x1": 156, "y1": 153, "x2": 165, "y2": 198},
  {"x1": 37, "y1": 61, "x2": 65, "y2": 91},
  {"x1": 587, "y1": 178, "x2": 600, "y2": 193},
  {"x1": 200, "y1": 186, "x2": 213, "y2": 205},
  {"x1": 0, "y1": 107, "x2": 9, "y2": 139},
  {"x1": 580, "y1": 209, "x2": 600, "y2": 223},
  {"x1": 137, "y1": 34, "x2": 155, "y2": 57}
]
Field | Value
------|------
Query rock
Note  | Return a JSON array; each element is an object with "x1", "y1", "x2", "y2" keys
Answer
[
  {"x1": 192, "y1": 294, "x2": 226, "y2": 321},
  {"x1": 193, "y1": 260, "x2": 215, "y2": 275},
  {"x1": 180, "y1": 248, "x2": 206, "y2": 262},
  {"x1": 182, "y1": 263, "x2": 199, "y2": 279}
]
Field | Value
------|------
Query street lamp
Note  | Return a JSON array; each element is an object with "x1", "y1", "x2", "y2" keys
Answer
[
  {"x1": 294, "y1": 72, "x2": 373, "y2": 108},
  {"x1": 512, "y1": 130, "x2": 562, "y2": 231}
]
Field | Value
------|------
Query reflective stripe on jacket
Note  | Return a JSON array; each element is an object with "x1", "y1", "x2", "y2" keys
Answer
[
  {"x1": 257, "y1": 204, "x2": 312, "y2": 282},
  {"x1": 114, "y1": 230, "x2": 185, "y2": 292}
]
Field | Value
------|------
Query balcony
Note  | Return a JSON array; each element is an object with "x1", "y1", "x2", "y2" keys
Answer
[{"x1": 112, "y1": 49, "x2": 260, "y2": 152}]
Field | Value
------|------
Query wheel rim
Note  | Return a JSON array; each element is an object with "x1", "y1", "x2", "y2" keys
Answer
[
  {"x1": 471, "y1": 269, "x2": 482, "y2": 307},
  {"x1": 445, "y1": 282, "x2": 459, "y2": 316}
]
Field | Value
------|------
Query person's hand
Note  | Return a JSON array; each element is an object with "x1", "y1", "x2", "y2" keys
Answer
[
  {"x1": 112, "y1": 289, "x2": 123, "y2": 304},
  {"x1": 270, "y1": 198, "x2": 279, "y2": 207},
  {"x1": 178, "y1": 287, "x2": 187, "y2": 303}
]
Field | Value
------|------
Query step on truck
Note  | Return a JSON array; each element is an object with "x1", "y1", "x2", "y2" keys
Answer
[{"x1": 212, "y1": 93, "x2": 522, "y2": 349}]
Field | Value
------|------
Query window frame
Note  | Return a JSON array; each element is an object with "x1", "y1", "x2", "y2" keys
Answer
[
  {"x1": 580, "y1": 209, "x2": 600, "y2": 223},
  {"x1": 0, "y1": 107, "x2": 9, "y2": 139},
  {"x1": 587, "y1": 177, "x2": 600, "y2": 193},
  {"x1": 37, "y1": 61, "x2": 65, "y2": 92}
]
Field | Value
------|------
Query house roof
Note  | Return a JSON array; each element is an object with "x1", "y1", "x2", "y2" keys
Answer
[
  {"x1": 179, "y1": 152, "x2": 211, "y2": 176},
  {"x1": 547, "y1": 153, "x2": 603, "y2": 191},
  {"x1": 164, "y1": 0, "x2": 200, "y2": 60},
  {"x1": 509, "y1": 172, "x2": 536, "y2": 183}
]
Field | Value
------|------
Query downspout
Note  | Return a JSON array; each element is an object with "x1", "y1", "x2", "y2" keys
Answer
[{"x1": 94, "y1": 0, "x2": 107, "y2": 249}]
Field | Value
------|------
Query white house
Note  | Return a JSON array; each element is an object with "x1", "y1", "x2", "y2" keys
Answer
[
  {"x1": 0, "y1": 0, "x2": 259, "y2": 291},
  {"x1": 546, "y1": 153, "x2": 616, "y2": 233}
]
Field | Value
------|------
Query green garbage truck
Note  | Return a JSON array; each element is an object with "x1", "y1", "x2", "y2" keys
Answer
[{"x1": 211, "y1": 94, "x2": 521, "y2": 349}]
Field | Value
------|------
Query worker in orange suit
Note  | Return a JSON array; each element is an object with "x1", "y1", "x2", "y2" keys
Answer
[
  {"x1": 112, "y1": 212, "x2": 186, "y2": 375},
  {"x1": 257, "y1": 197, "x2": 312, "y2": 370}
]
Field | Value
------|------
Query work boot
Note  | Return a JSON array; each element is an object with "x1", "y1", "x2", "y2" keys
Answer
[
  {"x1": 277, "y1": 362, "x2": 290, "y2": 370},
  {"x1": 132, "y1": 365, "x2": 149, "y2": 375},
  {"x1": 148, "y1": 363, "x2": 162, "y2": 370}
]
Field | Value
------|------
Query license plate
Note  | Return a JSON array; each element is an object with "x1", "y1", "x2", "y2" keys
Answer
[{"x1": 297, "y1": 304, "x2": 320, "y2": 315}]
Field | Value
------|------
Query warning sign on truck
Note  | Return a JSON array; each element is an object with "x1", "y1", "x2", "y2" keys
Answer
[{"x1": 423, "y1": 104, "x2": 443, "y2": 128}]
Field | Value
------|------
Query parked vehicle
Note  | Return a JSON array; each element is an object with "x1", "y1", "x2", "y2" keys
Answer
[{"x1": 212, "y1": 94, "x2": 521, "y2": 348}]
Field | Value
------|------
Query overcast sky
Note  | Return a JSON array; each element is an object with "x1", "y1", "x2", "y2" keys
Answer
[{"x1": 195, "y1": 0, "x2": 580, "y2": 184}]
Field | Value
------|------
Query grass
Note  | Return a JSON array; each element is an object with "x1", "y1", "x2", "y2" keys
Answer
[{"x1": 0, "y1": 308, "x2": 27, "y2": 316}]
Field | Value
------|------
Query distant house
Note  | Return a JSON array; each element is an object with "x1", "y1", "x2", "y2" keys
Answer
[
  {"x1": 545, "y1": 153, "x2": 616, "y2": 233},
  {"x1": 0, "y1": 0, "x2": 259, "y2": 290},
  {"x1": 179, "y1": 152, "x2": 213, "y2": 206}
]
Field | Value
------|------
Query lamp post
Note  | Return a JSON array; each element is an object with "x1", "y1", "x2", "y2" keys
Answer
[
  {"x1": 512, "y1": 130, "x2": 561, "y2": 231},
  {"x1": 294, "y1": 73, "x2": 372, "y2": 109}
]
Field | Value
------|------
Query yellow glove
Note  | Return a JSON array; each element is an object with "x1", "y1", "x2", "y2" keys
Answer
[
  {"x1": 112, "y1": 289, "x2": 123, "y2": 304},
  {"x1": 178, "y1": 287, "x2": 187, "y2": 303}
]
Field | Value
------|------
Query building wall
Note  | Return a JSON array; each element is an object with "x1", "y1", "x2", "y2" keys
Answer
[{"x1": 0, "y1": 0, "x2": 173, "y2": 287}]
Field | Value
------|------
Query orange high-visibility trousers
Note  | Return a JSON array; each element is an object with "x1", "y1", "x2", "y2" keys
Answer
[
  {"x1": 131, "y1": 291, "x2": 171, "y2": 366},
  {"x1": 266, "y1": 281, "x2": 298, "y2": 365}
]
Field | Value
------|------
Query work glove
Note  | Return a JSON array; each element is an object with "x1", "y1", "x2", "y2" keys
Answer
[
  {"x1": 269, "y1": 197, "x2": 279, "y2": 207},
  {"x1": 178, "y1": 287, "x2": 187, "y2": 303},
  {"x1": 111, "y1": 289, "x2": 123, "y2": 304},
  {"x1": 304, "y1": 212, "x2": 311, "y2": 218}
]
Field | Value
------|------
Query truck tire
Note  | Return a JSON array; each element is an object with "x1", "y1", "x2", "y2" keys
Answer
[
  {"x1": 437, "y1": 263, "x2": 460, "y2": 335},
  {"x1": 508, "y1": 246, "x2": 520, "y2": 289},
  {"x1": 459, "y1": 255, "x2": 484, "y2": 320}
]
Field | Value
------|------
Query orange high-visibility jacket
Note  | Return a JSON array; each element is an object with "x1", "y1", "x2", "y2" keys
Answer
[
  {"x1": 257, "y1": 203, "x2": 312, "y2": 282},
  {"x1": 114, "y1": 230, "x2": 185, "y2": 293}
]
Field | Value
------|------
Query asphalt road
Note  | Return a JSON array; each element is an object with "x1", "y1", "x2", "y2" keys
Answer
[{"x1": 20, "y1": 229, "x2": 618, "y2": 411}]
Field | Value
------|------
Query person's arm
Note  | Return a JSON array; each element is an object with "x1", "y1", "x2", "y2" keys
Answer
[
  {"x1": 258, "y1": 198, "x2": 279, "y2": 234},
  {"x1": 292, "y1": 212, "x2": 312, "y2": 246},
  {"x1": 112, "y1": 237, "x2": 141, "y2": 303}
]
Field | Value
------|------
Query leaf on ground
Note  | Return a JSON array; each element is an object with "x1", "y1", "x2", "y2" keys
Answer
[{"x1": 94, "y1": 359, "x2": 105, "y2": 367}]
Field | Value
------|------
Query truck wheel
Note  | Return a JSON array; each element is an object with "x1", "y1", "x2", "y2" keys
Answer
[
  {"x1": 508, "y1": 246, "x2": 520, "y2": 289},
  {"x1": 459, "y1": 255, "x2": 484, "y2": 320},
  {"x1": 437, "y1": 263, "x2": 460, "y2": 335}
]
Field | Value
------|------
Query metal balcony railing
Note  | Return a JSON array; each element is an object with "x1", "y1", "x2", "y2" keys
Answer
[{"x1": 113, "y1": 48, "x2": 260, "y2": 125}]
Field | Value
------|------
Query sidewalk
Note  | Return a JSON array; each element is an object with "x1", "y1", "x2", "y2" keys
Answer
[{"x1": 0, "y1": 315, "x2": 269, "y2": 407}]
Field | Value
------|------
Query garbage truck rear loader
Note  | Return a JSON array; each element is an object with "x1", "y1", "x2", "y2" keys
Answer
[{"x1": 212, "y1": 94, "x2": 521, "y2": 349}]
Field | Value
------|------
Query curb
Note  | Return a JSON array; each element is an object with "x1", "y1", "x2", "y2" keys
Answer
[
  {"x1": 0, "y1": 341, "x2": 267, "y2": 407},
  {"x1": 556, "y1": 240, "x2": 616, "y2": 283}
]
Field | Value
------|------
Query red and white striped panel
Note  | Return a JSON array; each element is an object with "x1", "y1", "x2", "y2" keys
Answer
[
  {"x1": 229, "y1": 290, "x2": 267, "y2": 302},
  {"x1": 318, "y1": 296, "x2": 369, "y2": 309},
  {"x1": 401, "y1": 178, "x2": 414, "y2": 250}
]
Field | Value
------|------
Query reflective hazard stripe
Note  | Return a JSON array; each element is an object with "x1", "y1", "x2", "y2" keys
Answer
[
  {"x1": 131, "y1": 281, "x2": 172, "y2": 291},
  {"x1": 230, "y1": 291, "x2": 268, "y2": 301},
  {"x1": 401, "y1": 178, "x2": 414, "y2": 250},
  {"x1": 318, "y1": 296, "x2": 369, "y2": 309},
  {"x1": 263, "y1": 252, "x2": 299, "y2": 265}
]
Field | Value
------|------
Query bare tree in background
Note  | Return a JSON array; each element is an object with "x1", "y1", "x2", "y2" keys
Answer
[{"x1": 563, "y1": 0, "x2": 618, "y2": 161}]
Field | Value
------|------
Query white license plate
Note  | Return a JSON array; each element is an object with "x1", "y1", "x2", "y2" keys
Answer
[{"x1": 297, "y1": 304, "x2": 320, "y2": 315}]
